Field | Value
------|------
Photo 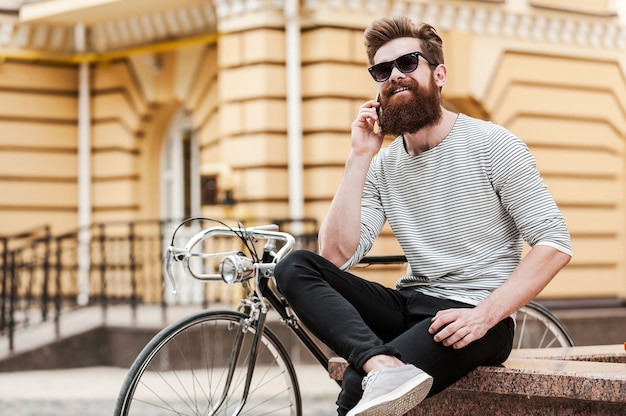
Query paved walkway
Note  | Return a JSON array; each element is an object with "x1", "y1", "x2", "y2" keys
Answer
[
  {"x1": 0, "y1": 364, "x2": 340, "y2": 416},
  {"x1": 1, "y1": 304, "x2": 341, "y2": 414}
]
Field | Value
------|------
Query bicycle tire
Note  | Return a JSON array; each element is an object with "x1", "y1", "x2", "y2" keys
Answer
[
  {"x1": 114, "y1": 309, "x2": 302, "y2": 416},
  {"x1": 513, "y1": 301, "x2": 575, "y2": 348}
]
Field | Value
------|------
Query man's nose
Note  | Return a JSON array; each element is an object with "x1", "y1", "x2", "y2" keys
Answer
[{"x1": 388, "y1": 65, "x2": 405, "y2": 81}]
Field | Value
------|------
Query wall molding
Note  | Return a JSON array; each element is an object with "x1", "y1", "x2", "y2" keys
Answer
[{"x1": 215, "y1": 0, "x2": 626, "y2": 50}]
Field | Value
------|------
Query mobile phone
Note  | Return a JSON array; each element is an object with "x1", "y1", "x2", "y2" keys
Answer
[{"x1": 375, "y1": 91, "x2": 380, "y2": 117}]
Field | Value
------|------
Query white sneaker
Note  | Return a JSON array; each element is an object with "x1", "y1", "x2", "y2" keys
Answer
[{"x1": 346, "y1": 364, "x2": 433, "y2": 416}]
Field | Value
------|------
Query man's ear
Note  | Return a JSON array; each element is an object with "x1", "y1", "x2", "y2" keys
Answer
[{"x1": 433, "y1": 64, "x2": 447, "y2": 88}]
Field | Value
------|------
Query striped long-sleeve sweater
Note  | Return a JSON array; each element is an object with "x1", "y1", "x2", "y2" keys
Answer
[{"x1": 342, "y1": 113, "x2": 572, "y2": 306}]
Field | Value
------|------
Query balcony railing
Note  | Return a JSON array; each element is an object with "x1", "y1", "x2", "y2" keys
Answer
[{"x1": 0, "y1": 217, "x2": 318, "y2": 353}]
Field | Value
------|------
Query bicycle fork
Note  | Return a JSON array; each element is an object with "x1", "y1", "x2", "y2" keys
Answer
[{"x1": 208, "y1": 299, "x2": 268, "y2": 416}]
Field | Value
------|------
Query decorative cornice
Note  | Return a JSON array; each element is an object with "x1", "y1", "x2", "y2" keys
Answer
[
  {"x1": 389, "y1": 1, "x2": 626, "y2": 50},
  {"x1": 213, "y1": 0, "x2": 286, "y2": 18},
  {"x1": 2, "y1": 0, "x2": 625, "y2": 57},
  {"x1": 213, "y1": 0, "x2": 626, "y2": 50},
  {"x1": 0, "y1": 2, "x2": 219, "y2": 55}
]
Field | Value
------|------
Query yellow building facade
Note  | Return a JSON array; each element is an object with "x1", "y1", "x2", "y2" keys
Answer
[{"x1": 0, "y1": 0, "x2": 625, "y2": 302}]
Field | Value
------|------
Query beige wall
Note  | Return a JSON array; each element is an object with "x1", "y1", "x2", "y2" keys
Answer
[
  {"x1": 1, "y1": 0, "x2": 625, "y2": 300},
  {"x1": 0, "y1": 62, "x2": 78, "y2": 233},
  {"x1": 482, "y1": 49, "x2": 626, "y2": 298}
]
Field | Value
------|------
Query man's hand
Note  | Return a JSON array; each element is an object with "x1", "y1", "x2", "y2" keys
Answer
[
  {"x1": 428, "y1": 307, "x2": 494, "y2": 349},
  {"x1": 427, "y1": 247, "x2": 571, "y2": 349},
  {"x1": 351, "y1": 99, "x2": 384, "y2": 157}
]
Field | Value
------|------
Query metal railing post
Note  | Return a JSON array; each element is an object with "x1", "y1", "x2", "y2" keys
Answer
[
  {"x1": 159, "y1": 219, "x2": 167, "y2": 325},
  {"x1": 42, "y1": 226, "x2": 51, "y2": 322},
  {"x1": 54, "y1": 236, "x2": 63, "y2": 338},
  {"x1": 99, "y1": 223, "x2": 107, "y2": 323},
  {"x1": 129, "y1": 222, "x2": 137, "y2": 323},
  {"x1": 8, "y1": 250, "x2": 15, "y2": 352},
  {"x1": 0, "y1": 237, "x2": 7, "y2": 331}
]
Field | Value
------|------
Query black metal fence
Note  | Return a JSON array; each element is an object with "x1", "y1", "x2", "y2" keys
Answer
[{"x1": 0, "y1": 217, "x2": 318, "y2": 353}]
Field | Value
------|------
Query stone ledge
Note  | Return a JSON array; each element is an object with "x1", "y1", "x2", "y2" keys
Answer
[{"x1": 328, "y1": 344, "x2": 626, "y2": 416}]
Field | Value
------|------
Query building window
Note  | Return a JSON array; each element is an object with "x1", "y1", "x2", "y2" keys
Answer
[{"x1": 201, "y1": 175, "x2": 218, "y2": 205}]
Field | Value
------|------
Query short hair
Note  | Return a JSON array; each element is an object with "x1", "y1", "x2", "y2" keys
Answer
[{"x1": 364, "y1": 16, "x2": 444, "y2": 66}]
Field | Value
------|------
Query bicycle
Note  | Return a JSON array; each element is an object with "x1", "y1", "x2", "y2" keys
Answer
[{"x1": 114, "y1": 219, "x2": 574, "y2": 416}]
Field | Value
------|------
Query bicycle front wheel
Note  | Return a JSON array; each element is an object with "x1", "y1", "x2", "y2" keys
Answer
[
  {"x1": 115, "y1": 310, "x2": 302, "y2": 416},
  {"x1": 513, "y1": 301, "x2": 575, "y2": 349}
]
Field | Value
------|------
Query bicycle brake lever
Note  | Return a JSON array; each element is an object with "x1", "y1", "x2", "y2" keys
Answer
[{"x1": 165, "y1": 246, "x2": 178, "y2": 294}]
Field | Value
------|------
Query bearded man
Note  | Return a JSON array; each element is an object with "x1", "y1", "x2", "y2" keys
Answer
[{"x1": 274, "y1": 16, "x2": 572, "y2": 416}]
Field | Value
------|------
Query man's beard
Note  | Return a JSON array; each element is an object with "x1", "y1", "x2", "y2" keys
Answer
[{"x1": 378, "y1": 75, "x2": 442, "y2": 137}]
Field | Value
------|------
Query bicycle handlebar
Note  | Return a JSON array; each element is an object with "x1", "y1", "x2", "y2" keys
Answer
[{"x1": 165, "y1": 224, "x2": 296, "y2": 294}]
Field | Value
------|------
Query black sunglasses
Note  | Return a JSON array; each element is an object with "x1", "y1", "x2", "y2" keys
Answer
[{"x1": 368, "y1": 51, "x2": 436, "y2": 82}]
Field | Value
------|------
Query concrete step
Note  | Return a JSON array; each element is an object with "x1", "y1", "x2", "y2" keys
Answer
[
  {"x1": 1, "y1": 303, "x2": 624, "y2": 372},
  {"x1": 552, "y1": 307, "x2": 626, "y2": 346},
  {"x1": 0, "y1": 303, "x2": 333, "y2": 372}
]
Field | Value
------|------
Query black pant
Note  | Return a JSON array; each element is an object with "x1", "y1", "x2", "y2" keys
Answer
[{"x1": 274, "y1": 250, "x2": 514, "y2": 415}]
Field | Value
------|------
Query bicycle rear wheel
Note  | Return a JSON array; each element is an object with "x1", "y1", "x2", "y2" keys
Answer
[
  {"x1": 115, "y1": 310, "x2": 302, "y2": 416},
  {"x1": 513, "y1": 301, "x2": 575, "y2": 348}
]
